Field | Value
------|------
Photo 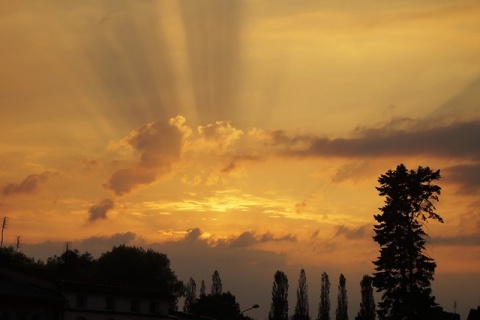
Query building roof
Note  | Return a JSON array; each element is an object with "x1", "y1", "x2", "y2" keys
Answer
[
  {"x1": 56, "y1": 278, "x2": 176, "y2": 299},
  {"x1": 467, "y1": 306, "x2": 480, "y2": 320},
  {"x1": 0, "y1": 268, "x2": 64, "y2": 302}
]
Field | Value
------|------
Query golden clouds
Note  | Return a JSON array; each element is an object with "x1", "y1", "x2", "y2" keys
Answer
[
  {"x1": 103, "y1": 117, "x2": 248, "y2": 195},
  {"x1": 197, "y1": 121, "x2": 244, "y2": 153},
  {"x1": 105, "y1": 116, "x2": 189, "y2": 195}
]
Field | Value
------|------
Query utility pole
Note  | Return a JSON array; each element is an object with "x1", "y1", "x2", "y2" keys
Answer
[
  {"x1": 1, "y1": 217, "x2": 7, "y2": 248},
  {"x1": 16, "y1": 236, "x2": 21, "y2": 250}
]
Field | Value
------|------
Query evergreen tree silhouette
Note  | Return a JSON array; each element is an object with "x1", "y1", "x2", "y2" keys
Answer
[
  {"x1": 318, "y1": 272, "x2": 330, "y2": 320},
  {"x1": 184, "y1": 277, "x2": 197, "y2": 312},
  {"x1": 211, "y1": 270, "x2": 223, "y2": 295},
  {"x1": 335, "y1": 274, "x2": 348, "y2": 320},
  {"x1": 293, "y1": 269, "x2": 310, "y2": 320},
  {"x1": 372, "y1": 164, "x2": 442, "y2": 320},
  {"x1": 269, "y1": 270, "x2": 289, "y2": 320},
  {"x1": 356, "y1": 275, "x2": 375, "y2": 320}
]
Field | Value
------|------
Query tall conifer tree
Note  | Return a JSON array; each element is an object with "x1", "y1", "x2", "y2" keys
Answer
[
  {"x1": 356, "y1": 275, "x2": 375, "y2": 320},
  {"x1": 293, "y1": 269, "x2": 310, "y2": 320},
  {"x1": 318, "y1": 272, "x2": 331, "y2": 320},
  {"x1": 269, "y1": 270, "x2": 289, "y2": 320},
  {"x1": 184, "y1": 277, "x2": 197, "y2": 312},
  {"x1": 372, "y1": 164, "x2": 442, "y2": 320},
  {"x1": 200, "y1": 280, "x2": 206, "y2": 296},
  {"x1": 335, "y1": 274, "x2": 348, "y2": 320},
  {"x1": 211, "y1": 270, "x2": 223, "y2": 295}
]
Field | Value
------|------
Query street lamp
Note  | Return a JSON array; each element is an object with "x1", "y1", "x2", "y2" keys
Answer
[{"x1": 241, "y1": 304, "x2": 259, "y2": 314}]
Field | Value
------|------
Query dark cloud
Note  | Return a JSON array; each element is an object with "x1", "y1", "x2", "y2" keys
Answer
[
  {"x1": 277, "y1": 120, "x2": 480, "y2": 160},
  {"x1": 259, "y1": 232, "x2": 296, "y2": 243},
  {"x1": 88, "y1": 198, "x2": 114, "y2": 221},
  {"x1": 127, "y1": 119, "x2": 184, "y2": 168},
  {"x1": 80, "y1": 232, "x2": 137, "y2": 248},
  {"x1": 335, "y1": 224, "x2": 370, "y2": 240},
  {"x1": 444, "y1": 163, "x2": 480, "y2": 194},
  {"x1": 260, "y1": 130, "x2": 314, "y2": 147},
  {"x1": 105, "y1": 167, "x2": 157, "y2": 196},
  {"x1": 229, "y1": 231, "x2": 257, "y2": 248},
  {"x1": 105, "y1": 117, "x2": 187, "y2": 196},
  {"x1": 185, "y1": 228, "x2": 202, "y2": 242},
  {"x1": 3, "y1": 171, "x2": 51, "y2": 196},
  {"x1": 433, "y1": 234, "x2": 480, "y2": 246},
  {"x1": 229, "y1": 231, "x2": 297, "y2": 248}
]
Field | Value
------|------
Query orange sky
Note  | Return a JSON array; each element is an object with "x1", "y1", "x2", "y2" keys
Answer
[{"x1": 1, "y1": 1, "x2": 479, "y2": 319}]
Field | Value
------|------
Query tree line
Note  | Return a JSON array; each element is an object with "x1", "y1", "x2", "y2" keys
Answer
[
  {"x1": 1, "y1": 164, "x2": 446, "y2": 320},
  {"x1": 270, "y1": 270, "x2": 376, "y2": 320},
  {"x1": 0, "y1": 244, "x2": 184, "y2": 298},
  {"x1": 183, "y1": 268, "x2": 375, "y2": 320}
]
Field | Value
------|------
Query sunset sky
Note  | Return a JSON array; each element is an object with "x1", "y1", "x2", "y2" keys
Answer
[{"x1": 1, "y1": 1, "x2": 479, "y2": 319}]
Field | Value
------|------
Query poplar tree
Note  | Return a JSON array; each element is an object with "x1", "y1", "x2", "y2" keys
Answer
[
  {"x1": 183, "y1": 277, "x2": 197, "y2": 313},
  {"x1": 372, "y1": 164, "x2": 442, "y2": 320},
  {"x1": 318, "y1": 272, "x2": 331, "y2": 320},
  {"x1": 293, "y1": 269, "x2": 310, "y2": 320},
  {"x1": 335, "y1": 274, "x2": 348, "y2": 320},
  {"x1": 200, "y1": 280, "x2": 206, "y2": 296},
  {"x1": 269, "y1": 270, "x2": 289, "y2": 320},
  {"x1": 356, "y1": 275, "x2": 375, "y2": 320},
  {"x1": 211, "y1": 270, "x2": 223, "y2": 295}
]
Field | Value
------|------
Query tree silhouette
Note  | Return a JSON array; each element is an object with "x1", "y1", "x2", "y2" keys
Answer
[
  {"x1": 335, "y1": 274, "x2": 348, "y2": 320},
  {"x1": 0, "y1": 245, "x2": 38, "y2": 267},
  {"x1": 46, "y1": 248, "x2": 94, "y2": 277},
  {"x1": 94, "y1": 245, "x2": 183, "y2": 296},
  {"x1": 293, "y1": 269, "x2": 310, "y2": 320},
  {"x1": 211, "y1": 270, "x2": 223, "y2": 295},
  {"x1": 356, "y1": 275, "x2": 375, "y2": 320},
  {"x1": 269, "y1": 270, "x2": 289, "y2": 320},
  {"x1": 184, "y1": 277, "x2": 197, "y2": 313},
  {"x1": 200, "y1": 279, "x2": 206, "y2": 296},
  {"x1": 190, "y1": 291, "x2": 243, "y2": 320},
  {"x1": 372, "y1": 164, "x2": 442, "y2": 320},
  {"x1": 318, "y1": 272, "x2": 331, "y2": 320}
]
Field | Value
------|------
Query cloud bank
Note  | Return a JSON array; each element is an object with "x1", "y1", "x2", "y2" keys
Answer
[
  {"x1": 275, "y1": 120, "x2": 480, "y2": 160},
  {"x1": 3, "y1": 172, "x2": 52, "y2": 196}
]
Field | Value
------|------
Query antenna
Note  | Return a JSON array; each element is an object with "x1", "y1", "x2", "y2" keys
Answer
[
  {"x1": 1, "y1": 217, "x2": 7, "y2": 248},
  {"x1": 453, "y1": 300, "x2": 457, "y2": 314}
]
